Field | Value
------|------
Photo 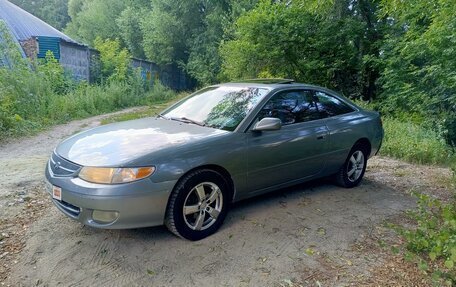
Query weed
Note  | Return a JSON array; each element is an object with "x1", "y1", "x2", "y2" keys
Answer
[
  {"x1": 398, "y1": 193, "x2": 456, "y2": 286},
  {"x1": 380, "y1": 117, "x2": 455, "y2": 165},
  {"x1": 0, "y1": 30, "x2": 183, "y2": 141},
  {"x1": 100, "y1": 93, "x2": 187, "y2": 125}
]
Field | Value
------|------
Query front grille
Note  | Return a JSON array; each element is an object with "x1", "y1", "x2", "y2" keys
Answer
[
  {"x1": 53, "y1": 199, "x2": 80, "y2": 217},
  {"x1": 49, "y1": 152, "x2": 81, "y2": 177}
]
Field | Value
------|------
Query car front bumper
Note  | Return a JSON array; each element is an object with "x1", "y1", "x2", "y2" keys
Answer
[{"x1": 45, "y1": 161, "x2": 176, "y2": 229}]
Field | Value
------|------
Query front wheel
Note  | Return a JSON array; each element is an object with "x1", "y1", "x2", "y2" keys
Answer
[
  {"x1": 335, "y1": 145, "x2": 368, "y2": 188},
  {"x1": 165, "y1": 169, "x2": 230, "y2": 241}
]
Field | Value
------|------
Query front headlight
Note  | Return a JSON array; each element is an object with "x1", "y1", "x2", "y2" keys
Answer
[{"x1": 78, "y1": 166, "x2": 155, "y2": 184}]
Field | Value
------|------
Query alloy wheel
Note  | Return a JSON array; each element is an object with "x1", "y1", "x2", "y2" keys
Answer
[
  {"x1": 346, "y1": 150, "x2": 365, "y2": 182},
  {"x1": 182, "y1": 182, "x2": 223, "y2": 231}
]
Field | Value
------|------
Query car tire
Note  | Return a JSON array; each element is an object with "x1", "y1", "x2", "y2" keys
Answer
[
  {"x1": 335, "y1": 144, "x2": 368, "y2": 188},
  {"x1": 165, "y1": 169, "x2": 230, "y2": 241}
]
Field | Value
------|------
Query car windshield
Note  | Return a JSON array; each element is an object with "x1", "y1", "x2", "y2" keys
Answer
[{"x1": 162, "y1": 86, "x2": 269, "y2": 131}]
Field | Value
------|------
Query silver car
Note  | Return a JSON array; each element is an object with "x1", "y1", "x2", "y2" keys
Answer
[{"x1": 45, "y1": 80, "x2": 383, "y2": 240}]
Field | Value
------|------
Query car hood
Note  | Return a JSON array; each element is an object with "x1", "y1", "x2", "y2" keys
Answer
[{"x1": 56, "y1": 117, "x2": 228, "y2": 167}]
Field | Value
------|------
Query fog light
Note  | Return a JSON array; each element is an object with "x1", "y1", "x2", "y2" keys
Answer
[{"x1": 92, "y1": 210, "x2": 119, "y2": 224}]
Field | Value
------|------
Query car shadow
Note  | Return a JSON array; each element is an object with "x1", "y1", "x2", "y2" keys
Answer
[
  {"x1": 114, "y1": 175, "x2": 411, "y2": 240},
  {"x1": 11, "y1": 175, "x2": 417, "y2": 286},
  {"x1": 119, "y1": 178, "x2": 331, "y2": 236}
]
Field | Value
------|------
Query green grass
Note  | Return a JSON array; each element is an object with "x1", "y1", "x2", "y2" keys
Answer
[
  {"x1": 380, "y1": 117, "x2": 455, "y2": 165},
  {"x1": 0, "y1": 31, "x2": 183, "y2": 142},
  {"x1": 100, "y1": 93, "x2": 187, "y2": 125},
  {"x1": 379, "y1": 115, "x2": 456, "y2": 286},
  {"x1": 0, "y1": 68, "x2": 183, "y2": 142},
  {"x1": 100, "y1": 108, "x2": 160, "y2": 125},
  {"x1": 100, "y1": 104, "x2": 168, "y2": 125},
  {"x1": 398, "y1": 193, "x2": 456, "y2": 286},
  {"x1": 354, "y1": 100, "x2": 455, "y2": 166}
]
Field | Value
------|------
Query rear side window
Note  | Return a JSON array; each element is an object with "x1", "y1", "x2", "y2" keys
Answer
[{"x1": 314, "y1": 91, "x2": 354, "y2": 117}]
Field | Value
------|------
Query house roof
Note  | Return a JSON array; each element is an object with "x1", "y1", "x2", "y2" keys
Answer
[{"x1": 0, "y1": 0, "x2": 78, "y2": 44}]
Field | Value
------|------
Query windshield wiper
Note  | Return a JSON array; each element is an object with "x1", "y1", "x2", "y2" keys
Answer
[
  {"x1": 169, "y1": 116, "x2": 206, "y2": 127},
  {"x1": 181, "y1": 117, "x2": 206, "y2": 127},
  {"x1": 157, "y1": 114, "x2": 168, "y2": 119}
]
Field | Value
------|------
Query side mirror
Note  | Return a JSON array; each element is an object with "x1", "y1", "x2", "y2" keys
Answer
[{"x1": 252, "y1": 117, "x2": 282, "y2": 131}]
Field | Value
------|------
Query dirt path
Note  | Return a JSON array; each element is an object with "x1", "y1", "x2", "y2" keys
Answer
[
  {"x1": 0, "y1": 107, "x2": 147, "y2": 283},
  {"x1": 0, "y1": 107, "x2": 148, "y2": 220},
  {"x1": 0, "y1": 110, "x2": 453, "y2": 286}
]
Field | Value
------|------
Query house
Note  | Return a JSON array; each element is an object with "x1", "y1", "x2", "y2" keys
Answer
[
  {"x1": 0, "y1": 0, "x2": 192, "y2": 90},
  {"x1": 0, "y1": 0, "x2": 93, "y2": 81}
]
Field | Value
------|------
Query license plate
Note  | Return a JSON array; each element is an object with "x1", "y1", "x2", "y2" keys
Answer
[{"x1": 52, "y1": 186, "x2": 62, "y2": 201}]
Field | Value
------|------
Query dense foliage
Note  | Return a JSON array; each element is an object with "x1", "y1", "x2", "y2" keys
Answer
[
  {"x1": 0, "y1": 25, "x2": 175, "y2": 139},
  {"x1": 60, "y1": 0, "x2": 257, "y2": 84},
  {"x1": 10, "y1": 0, "x2": 70, "y2": 30},
  {"x1": 378, "y1": 0, "x2": 456, "y2": 146},
  {"x1": 65, "y1": 0, "x2": 127, "y2": 46},
  {"x1": 6, "y1": 0, "x2": 456, "y2": 150},
  {"x1": 401, "y1": 193, "x2": 456, "y2": 285},
  {"x1": 382, "y1": 118, "x2": 454, "y2": 165},
  {"x1": 23, "y1": 0, "x2": 446, "y2": 147},
  {"x1": 220, "y1": 1, "x2": 366, "y2": 97}
]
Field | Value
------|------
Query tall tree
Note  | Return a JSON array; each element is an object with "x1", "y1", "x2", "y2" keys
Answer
[
  {"x1": 141, "y1": 0, "x2": 201, "y2": 65},
  {"x1": 116, "y1": 7, "x2": 147, "y2": 59},
  {"x1": 10, "y1": 0, "x2": 70, "y2": 30},
  {"x1": 65, "y1": 0, "x2": 126, "y2": 45},
  {"x1": 220, "y1": 0, "x2": 385, "y2": 99},
  {"x1": 141, "y1": 0, "x2": 257, "y2": 85},
  {"x1": 378, "y1": 0, "x2": 456, "y2": 145},
  {"x1": 220, "y1": 0, "x2": 374, "y2": 98}
]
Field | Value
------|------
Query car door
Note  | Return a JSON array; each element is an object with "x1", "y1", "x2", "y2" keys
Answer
[
  {"x1": 313, "y1": 90, "x2": 358, "y2": 174},
  {"x1": 246, "y1": 89, "x2": 329, "y2": 193}
]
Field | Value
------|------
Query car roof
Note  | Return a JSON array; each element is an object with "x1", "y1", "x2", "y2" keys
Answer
[{"x1": 214, "y1": 79, "x2": 328, "y2": 91}]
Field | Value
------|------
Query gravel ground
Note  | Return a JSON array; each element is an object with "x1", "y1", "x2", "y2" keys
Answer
[{"x1": 0, "y1": 108, "x2": 452, "y2": 286}]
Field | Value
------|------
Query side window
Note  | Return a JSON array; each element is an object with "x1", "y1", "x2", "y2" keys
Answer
[
  {"x1": 314, "y1": 91, "x2": 354, "y2": 117},
  {"x1": 258, "y1": 90, "x2": 320, "y2": 125}
]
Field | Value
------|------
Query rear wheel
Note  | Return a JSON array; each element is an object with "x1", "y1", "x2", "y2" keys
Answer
[
  {"x1": 335, "y1": 144, "x2": 368, "y2": 188},
  {"x1": 165, "y1": 169, "x2": 230, "y2": 241}
]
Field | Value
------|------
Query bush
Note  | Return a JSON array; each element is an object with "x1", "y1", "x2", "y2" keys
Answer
[
  {"x1": 353, "y1": 100, "x2": 455, "y2": 165},
  {"x1": 0, "y1": 73, "x2": 178, "y2": 141},
  {"x1": 94, "y1": 37, "x2": 131, "y2": 82},
  {"x1": 145, "y1": 80, "x2": 178, "y2": 103},
  {"x1": 400, "y1": 193, "x2": 456, "y2": 286},
  {"x1": 0, "y1": 29, "x2": 178, "y2": 141},
  {"x1": 381, "y1": 117, "x2": 455, "y2": 165}
]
